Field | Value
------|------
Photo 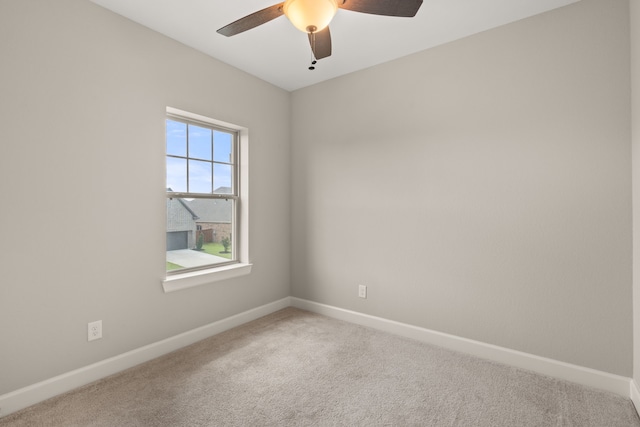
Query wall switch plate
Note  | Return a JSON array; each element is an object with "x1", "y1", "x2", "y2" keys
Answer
[
  {"x1": 88, "y1": 320, "x2": 102, "y2": 341},
  {"x1": 358, "y1": 285, "x2": 367, "y2": 299}
]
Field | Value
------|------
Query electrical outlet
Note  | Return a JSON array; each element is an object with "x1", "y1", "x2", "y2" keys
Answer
[
  {"x1": 358, "y1": 285, "x2": 367, "y2": 299},
  {"x1": 88, "y1": 320, "x2": 102, "y2": 341}
]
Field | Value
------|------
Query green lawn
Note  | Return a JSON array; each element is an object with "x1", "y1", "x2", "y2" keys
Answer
[
  {"x1": 200, "y1": 242, "x2": 232, "y2": 259},
  {"x1": 166, "y1": 261, "x2": 183, "y2": 271}
]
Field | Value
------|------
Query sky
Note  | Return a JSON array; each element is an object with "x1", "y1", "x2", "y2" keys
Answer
[{"x1": 166, "y1": 119, "x2": 233, "y2": 194}]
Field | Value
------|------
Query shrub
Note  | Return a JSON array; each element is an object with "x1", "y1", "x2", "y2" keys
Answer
[{"x1": 221, "y1": 236, "x2": 231, "y2": 253}]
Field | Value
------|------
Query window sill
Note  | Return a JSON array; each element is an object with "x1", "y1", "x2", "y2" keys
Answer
[{"x1": 162, "y1": 263, "x2": 252, "y2": 293}]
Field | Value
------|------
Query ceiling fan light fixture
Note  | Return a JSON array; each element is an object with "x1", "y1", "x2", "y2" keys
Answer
[{"x1": 283, "y1": 0, "x2": 338, "y2": 33}]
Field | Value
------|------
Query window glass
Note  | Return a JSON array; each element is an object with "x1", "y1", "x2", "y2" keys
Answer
[
  {"x1": 166, "y1": 116, "x2": 238, "y2": 274},
  {"x1": 166, "y1": 121, "x2": 186, "y2": 157},
  {"x1": 166, "y1": 198, "x2": 233, "y2": 270},
  {"x1": 166, "y1": 157, "x2": 187, "y2": 192},
  {"x1": 188, "y1": 159, "x2": 212, "y2": 193},
  {"x1": 214, "y1": 130, "x2": 233, "y2": 163},
  {"x1": 214, "y1": 163, "x2": 233, "y2": 194},
  {"x1": 188, "y1": 124, "x2": 212, "y2": 160}
]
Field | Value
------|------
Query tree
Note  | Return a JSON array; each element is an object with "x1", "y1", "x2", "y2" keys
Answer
[{"x1": 196, "y1": 232, "x2": 204, "y2": 250}]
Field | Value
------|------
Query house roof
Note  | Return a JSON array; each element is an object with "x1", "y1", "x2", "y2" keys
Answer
[
  {"x1": 167, "y1": 188, "x2": 199, "y2": 220},
  {"x1": 186, "y1": 198, "x2": 232, "y2": 223},
  {"x1": 167, "y1": 187, "x2": 233, "y2": 223}
]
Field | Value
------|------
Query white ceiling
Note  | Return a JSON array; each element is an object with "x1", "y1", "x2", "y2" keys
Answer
[{"x1": 90, "y1": 0, "x2": 580, "y2": 92}]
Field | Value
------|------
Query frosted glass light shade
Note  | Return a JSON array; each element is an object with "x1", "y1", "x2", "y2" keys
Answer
[{"x1": 283, "y1": 0, "x2": 338, "y2": 33}]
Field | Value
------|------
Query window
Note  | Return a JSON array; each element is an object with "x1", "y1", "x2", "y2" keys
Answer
[{"x1": 163, "y1": 108, "x2": 250, "y2": 291}]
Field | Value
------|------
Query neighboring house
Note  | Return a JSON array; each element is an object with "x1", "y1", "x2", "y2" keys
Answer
[
  {"x1": 185, "y1": 189, "x2": 232, "y2": 244},
  {"x1": 166, "y1": 187, "x2": 232, "y2": 250},
  {"x1": 166, "y1": 192, "x2": 199, "y2": 251}
]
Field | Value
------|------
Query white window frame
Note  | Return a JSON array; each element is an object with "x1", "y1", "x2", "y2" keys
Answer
[{"x1": 162, "y1": 107, "x2": 251, "y2": 292}]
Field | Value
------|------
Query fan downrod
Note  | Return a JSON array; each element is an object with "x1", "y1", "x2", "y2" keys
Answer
[{"x1": 308, "y1": 27, "x2": 318, "y2": 70}]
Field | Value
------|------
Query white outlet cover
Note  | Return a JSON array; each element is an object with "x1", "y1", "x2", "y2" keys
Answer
[
  {"x1": 88, "y1": 320, "x2": 102, "y2": 341},
  {"x1": 359, "y1": 285, "x2": 367, "y2": 299}
]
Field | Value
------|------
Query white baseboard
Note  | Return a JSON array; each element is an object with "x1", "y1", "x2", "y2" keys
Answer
[
  {"x1": 0, "y1": 297, "x2": 291, "y2": 418},
  {"x1": 631, "y1": 380, "x2": 640, "y2": 416},
  {"x1": 290, "y1": 297, "x2": 632, "y2": 398},
  {"x1": 1, "y1": 296, "x2": 634, "y2": 420}
]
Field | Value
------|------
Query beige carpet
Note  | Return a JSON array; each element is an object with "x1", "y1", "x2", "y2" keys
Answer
[{"x1": 1, "y1": 308, "x2": 639, "y2": 426}]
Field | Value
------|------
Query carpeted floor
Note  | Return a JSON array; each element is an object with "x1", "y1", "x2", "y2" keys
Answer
[{"x1": 1, "y1": 307, "x2": 639, "y2": 426}]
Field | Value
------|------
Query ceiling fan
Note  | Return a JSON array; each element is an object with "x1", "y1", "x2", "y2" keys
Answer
[{"x1": 217, "y1": 0, "x2": 423, "y2": 64}]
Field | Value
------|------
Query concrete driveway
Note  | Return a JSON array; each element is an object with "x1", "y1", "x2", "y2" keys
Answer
[{"x1": 166, "y1": 249, "x2": 230, "y2": 268}]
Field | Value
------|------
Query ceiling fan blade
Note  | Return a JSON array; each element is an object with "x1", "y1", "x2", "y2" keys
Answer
[
  {"x1": 338, "y1": 0, "x2": 423, "y2": 17},
  {"x1": 308, "y1": 27, "x2": 332, "y2": 60},
  {"x1": 217, "y1": 3, "x2": 284, "y2": 37}
]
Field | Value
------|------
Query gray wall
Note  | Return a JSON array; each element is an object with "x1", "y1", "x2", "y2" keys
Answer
[
  {"x1": 632, "y1": 0, "x2": 640, "y2": 387},
  {"x1": 291, "y1": 0, "x2": 632, "y2": 376},
  {"x1": 0, "y1": 0, "x2": 290, "y2": 394},
  {"x1": 0, "y1": 0, "x2": 636, "y2": 400}
]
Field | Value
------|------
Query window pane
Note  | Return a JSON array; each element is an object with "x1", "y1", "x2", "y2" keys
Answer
[
  {"x1": 166, "y1": 120, "x2": 187, "y2": 157},
  {"x1": 166, "y1": 157, "x2": 187, "y2": 192},
  {"x1": 214, "y1": 163, "x2": 232, "y2": 194},
  {"x1": 188, "y1": 124, "x2": 212, "y2": 160},
  {"x1": 214, "y1": 131, "x2": 233, "y2": 163},
  {"x1": 166, "y1": 198, "x2": 234, "y2": 271},
  {"x1": 189, "y1": 159, "x2": 212, "y2": 193},
  {"x1": 165, "y1": 111, "x2": 241, "y2": 276}
]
